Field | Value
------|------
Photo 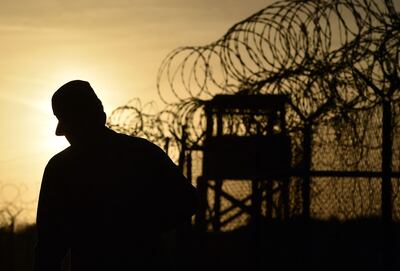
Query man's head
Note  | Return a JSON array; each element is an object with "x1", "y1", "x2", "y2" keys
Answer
[{"x1": 52, "y1": 80, "x2": 106, "y2": 144}]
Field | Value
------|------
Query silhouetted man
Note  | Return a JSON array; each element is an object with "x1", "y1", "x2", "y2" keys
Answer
[{"x1": 35, "y1": 80, "x2": 197, "y2": 271}]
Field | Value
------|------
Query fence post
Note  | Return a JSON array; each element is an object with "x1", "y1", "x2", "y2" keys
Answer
[
  {"x1": 382, "y1": 99, "x2": 393, "y2": 271},
  {"x1": 178, "y1": 126, "x2": 187, "y2": 172},
  {"x1": 302, "y1": 123, "x2": 312, "y2": 219},
  {"x1": 382, "y1": 99, "x2": 392, "y2": 223},
  {"x1": 164, "y1": 137, "x2": 170, "y2": 156},
  {"x1": 195, "y1": 177, "x2": 208, "y2": 232},
  {"x1": 301, "y1": 122, "x2": 312, "y2": 270}
]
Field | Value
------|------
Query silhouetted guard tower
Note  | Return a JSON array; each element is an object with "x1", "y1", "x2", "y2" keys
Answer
[{"x1": 196, "y1": 94, "x2": 291, "y2": 232}]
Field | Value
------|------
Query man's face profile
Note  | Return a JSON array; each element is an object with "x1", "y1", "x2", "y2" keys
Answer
[{"x1": 51, "y1": 80, "x2": 105, "y2": 145}]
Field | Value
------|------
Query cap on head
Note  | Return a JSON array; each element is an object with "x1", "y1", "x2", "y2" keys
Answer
[{"x1": 52, "y1": 80, "x2": 104, "y2": 135}]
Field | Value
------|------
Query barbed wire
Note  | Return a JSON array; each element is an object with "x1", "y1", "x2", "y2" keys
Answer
[
  {"x1": 109, "y1": 0, "x2": 400, "y2": 222},
  {"x1": 0, "y1": 182, "x2": 36, "y2": 229},
  {"x1": 110, "y1": 0, "x2": 399, "y2": 159}
]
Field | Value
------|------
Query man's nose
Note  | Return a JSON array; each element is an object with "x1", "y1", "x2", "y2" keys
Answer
[{"x1": 55, "y1": 121, "x2": 65, "y2": 136}]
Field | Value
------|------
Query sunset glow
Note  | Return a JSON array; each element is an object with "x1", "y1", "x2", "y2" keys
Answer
[
  {"x1": 0, "y1": 0, "x2": 270, "y2": 224},
  {"x1": 1, "y1": 1, "x2": 399, "y2": 270}
]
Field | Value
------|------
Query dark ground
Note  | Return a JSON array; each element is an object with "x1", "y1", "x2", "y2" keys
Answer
[{"x1": 0, "y1": 218, "x2": 398, "y2": 271}]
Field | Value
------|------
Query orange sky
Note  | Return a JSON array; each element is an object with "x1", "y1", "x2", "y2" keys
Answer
[{"x1": 0, "y1": 0, "x2": 272, "y2": 223}]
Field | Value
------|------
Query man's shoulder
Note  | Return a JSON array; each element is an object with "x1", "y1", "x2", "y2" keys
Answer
[
  {"x1": 46, "y1": 146, "x2": 73, "y2": 168},
  {"x1": 112, "y1": 131, "x2": 163, "y2": 153}
]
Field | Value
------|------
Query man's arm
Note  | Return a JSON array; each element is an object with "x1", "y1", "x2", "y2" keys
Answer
[
  {"x1": 34, "y1": 160, "x2": 69, "y2": 271},
  {"x1": 148, "y1": 142, "x2": 198, "y2": 231}
]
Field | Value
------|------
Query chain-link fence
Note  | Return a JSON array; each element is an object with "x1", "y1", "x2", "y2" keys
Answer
[{"x1": 109, "y1": 0, "x2": 400, "y2": 231}]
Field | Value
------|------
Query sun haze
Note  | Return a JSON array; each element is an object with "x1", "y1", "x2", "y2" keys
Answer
[{"x1": 0, "y1": 0, "x2": 271, "y2": 223}]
